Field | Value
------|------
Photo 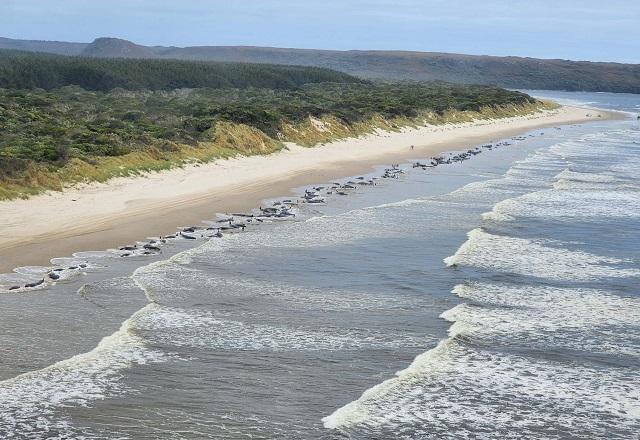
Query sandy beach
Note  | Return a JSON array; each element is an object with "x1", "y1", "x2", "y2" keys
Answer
[{"x1": 0, "y1": 105, "x2": 617, "y2": 272}]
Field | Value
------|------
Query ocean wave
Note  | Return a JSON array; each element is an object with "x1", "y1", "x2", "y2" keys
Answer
[
  {"x1": 444, "y1": 229, "x2": 639, "y2": 281},
  {"x1": 134, "y1": 258, "x2": 427, "y2": 312},
  {"x1": 0, "y1": 304, "x2": 166, "y2": 438},
  {"x1": 325, "y1": 281, "x2": 640, "y2": 437},
  {"x1": 483, "y1": 189, "x2": 640, "y2": 222},
  {"x1": 554, "y1": 169, "x2": 617, "y2": 183},
  {"x1": 324, "y1": 125, "x2": 640, "y2": 438},
  {"x1": 609, "y1": 159, "x2": 640, "y2": 178},
  {"x1": 325, "y1": 282, "x2": 640, "y2": 437},
  {"x1": 367, "y1": 198, "x2": 427, "y2": 209},
  {"x1": 445, "y1": 282, "x2": 640, "y2": 356},
  {"x1": 133, "y1": 304, "x2": 431, "y2": 352},
  {"x1": 323, "y1": 336, "x2": 640, "y2": 438}
]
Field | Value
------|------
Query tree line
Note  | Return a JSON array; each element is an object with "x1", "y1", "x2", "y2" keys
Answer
[{"x1": 0, "y1": 49, "x2": 362, "y2": 91}]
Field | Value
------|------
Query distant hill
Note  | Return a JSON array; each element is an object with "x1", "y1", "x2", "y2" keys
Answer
[
  {"x1": 1, "y1": 36, "x2": 639, "y2": 93},
  {"x1": 0, "y1": 50, "x2": 362, "y2": 91},
  {"x1": 0, "y1": 36, "x2": 86, "y2": 56},
  {"x1": 80, "y1": 37, "x2": 158, "y2": 58}
]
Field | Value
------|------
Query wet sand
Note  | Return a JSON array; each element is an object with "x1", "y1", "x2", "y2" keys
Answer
[{"x1": 0, "y1": 106, "x2": 619, "y2": 272}]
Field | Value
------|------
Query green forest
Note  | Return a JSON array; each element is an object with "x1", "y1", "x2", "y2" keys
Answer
[
  {"x1": 0, "y1": 50, "x2": 361, "y2": 91},
  {"x1": 0, "y1": 50, "x2": 541, "y2": 199}
]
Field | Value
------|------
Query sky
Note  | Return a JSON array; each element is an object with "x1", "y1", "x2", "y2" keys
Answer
[{"x1": 2, "y1": 0, "x2": 639, "y2": 63}]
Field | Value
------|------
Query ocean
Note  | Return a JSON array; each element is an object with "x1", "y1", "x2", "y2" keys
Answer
[{"x1": 0, "y1": 91, "x2": 638, "y2": 439}]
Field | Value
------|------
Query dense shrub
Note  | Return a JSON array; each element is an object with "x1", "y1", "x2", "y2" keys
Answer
[{"x1": 0, "y1": 82, "x2": 535, "y2": 174}]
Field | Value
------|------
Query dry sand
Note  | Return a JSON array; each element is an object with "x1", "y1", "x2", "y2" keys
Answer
[{"x1": 0, "y1": 105, "x2": 618, "y2": 272}]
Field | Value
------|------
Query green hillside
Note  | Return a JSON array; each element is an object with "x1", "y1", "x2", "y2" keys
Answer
[{"x1": 0, "y1": 50, "x2": 362, "y2": 91}]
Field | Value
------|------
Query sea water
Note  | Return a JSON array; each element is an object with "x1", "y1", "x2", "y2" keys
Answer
[{"x1": 0, "y1": 91, "x2": 638, "y2": 439}]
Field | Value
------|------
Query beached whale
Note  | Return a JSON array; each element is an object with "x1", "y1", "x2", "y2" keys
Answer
[{"x1": 25, "y1": 279, "x2": 44, "y2": 288}]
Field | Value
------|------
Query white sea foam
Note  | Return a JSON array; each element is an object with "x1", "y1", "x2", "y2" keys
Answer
[
  {"x1": 0, "y1": 304, "x2": 166, "y2": 438},
  {"x1": 444, "y1": 228, "x2": 639, "y2": 281},
  {"x1": 609, "y1": 158, "x2": 640, "y2": 178},
  {"x1": 325, "y1": 279, "x2": 640, "y2": 437},
  {"x1": 49, "y1": 257, "x2": 90, "y2": 267},
  {"x1": 483, "y1": 189, "x2": 640, "y2": 221},
  {"x1": 368, "y1": 196, "x2": 433, "y2": 209},
  {"x1": 134, "y1": 257, "x2": 426, "y2": 312},
  {"x1": 326, "y1": 286, "x2": 640, "y2": 436},
  {"x1": 323, "y1": 337, "x2": 640, "y2": 438},
  {"x1": 552, "y1": 167, "x2": 624, "y2": 191},
  {"x1": 11, "y1": 266, "x2": 50, "y2": 277},
  {"x1": 554, "y1": 169, "x2": 617, "y2": 184},
  {"x1": 72, "y1": 250, "x2": 118, "y2": 259},
  {"x1": 133, "y1": 304, "x2": 430, "y2": 351},
  {"x1": 445, "y1": 283, "x2": 640, "y2": 356}
]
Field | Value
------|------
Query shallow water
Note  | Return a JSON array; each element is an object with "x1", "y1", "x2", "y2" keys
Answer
[{"x1": 0, "y1": 91, "x2": 638, "y2": 439}]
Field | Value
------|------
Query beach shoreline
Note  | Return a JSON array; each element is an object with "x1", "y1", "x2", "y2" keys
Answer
[{"x1": 0, "y1": 105, "x2": 620, "y2": 272}]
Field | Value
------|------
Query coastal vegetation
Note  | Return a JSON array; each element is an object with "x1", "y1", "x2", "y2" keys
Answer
[{"x1": 0, "y1": 50, "x2": 547, "y2": 200}]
